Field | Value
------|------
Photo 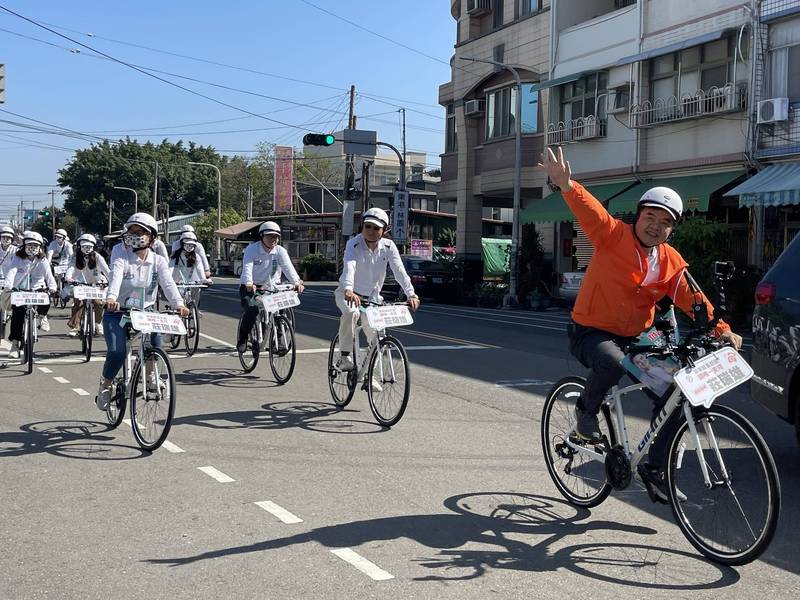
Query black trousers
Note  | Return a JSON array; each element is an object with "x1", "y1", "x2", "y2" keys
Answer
[
  {"x1": 9, "y1": 304, "x2": 50, "y2": 343},
  {"x1": 567, "y1": 321, "x2": 681, "y2": 469},
  {"x1": 237, "y1": 286, "x2": 260, "y2": 345}
]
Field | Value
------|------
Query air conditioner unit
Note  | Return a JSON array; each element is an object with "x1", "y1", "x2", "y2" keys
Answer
[
  {"x1": 757, "y1": 97, "x2": 789, "y2": 124},
  {"x1": 464, "y1": 99, "x2": 485, "y2": 117},
  {"x1": 467, "y1": 0, "x2": 491, "y2": 16}
]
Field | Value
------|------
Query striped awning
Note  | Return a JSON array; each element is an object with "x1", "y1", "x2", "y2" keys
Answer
[{"x1": 725, "y1": 163, "x2": 800, "y2": 207}]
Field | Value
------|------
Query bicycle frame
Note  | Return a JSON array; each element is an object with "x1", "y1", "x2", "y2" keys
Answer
[
  {"x1": 350, "y1": 308, "x2": 397, "y2": 384},
  {"x1": 565, "y1": 382, "x2": 726, "y2": 489}
]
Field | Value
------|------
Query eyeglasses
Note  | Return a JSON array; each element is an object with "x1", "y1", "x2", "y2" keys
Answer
[{"x1": 363, "y1": 223, "x2": 382, "y2": 231}]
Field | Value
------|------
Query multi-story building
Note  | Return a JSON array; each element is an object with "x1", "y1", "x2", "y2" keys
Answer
[{"x1": 438, "y1": 0, "x2": 554, "y2": 284}]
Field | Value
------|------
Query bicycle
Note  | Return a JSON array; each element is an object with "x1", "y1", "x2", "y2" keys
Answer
[
  {"x1": 51, "y1": 263, "x2": 69, "y2": 309},
  {"x1": 104, "y1": 309, "x2": 185, "y2": 451},
  {"x1": 541, "y1": 265, "x2": 780, "y2": 565},
  {"x1": 0, "y1": 276, "x2": 8, "y2": 340},
  {"x1": 9, "y1": 288, "x2": 49, "y2": 375},
  {"x1": 72, "y1": 282, "x2": 108, "y2": 363},
  {"x1": 237, "y1": 283, "x2": 298, "y2": 384},
  {"x1": 167, "y1": 282, "x2": 208, "y2": 357},
  {"x1": 327, "y1": 295, "x2": 413, "y2": 427}
]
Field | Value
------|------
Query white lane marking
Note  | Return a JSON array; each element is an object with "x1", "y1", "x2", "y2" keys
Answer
[
  {"x1": 161, "y1": 440, "x2": 186, "y2": 454},
  {"x1": 53, "y1": 376, "x2": 70, "y2": 384},
  {"x1": 38, "y1": 356, "x2": 104, "y2": 364},
  {"x1": 0, "y1": 339, "x2": 10, "y2": 350},
  {"x1": 198, "y1": 332, "x2": 236, "y2": 348},
  {"x1": 421, "y1": 303, "x2": 572, "y2": 324},
  {"x1": 255, "y1": 500, "x2": 303, "y2": 524},
  {"x1": 123, "y1": 418, "x2": 131, "y2": 427},
  {"x1": 415, "y1": 308, "x2": 567, "y2": 332},
  {"x1": 495, "y1": 378, "x2": 555, "y2": 388},
  {"x1": 330, "y1": 548, "x2": 394, "y2": 581},
  {"x1": 198, "y1": 466, "x2": 235, "y2": 483},
  {"x1": 38, "y1": 366, "x2": 53, "y2": 373},
  {"x1": 72, "y1": 388, "x2": 91, "y2": 396}
]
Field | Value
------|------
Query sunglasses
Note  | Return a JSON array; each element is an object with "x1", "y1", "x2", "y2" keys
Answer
[{"x1": 363, "y1": 223, "x2": 382, "y2": 231}]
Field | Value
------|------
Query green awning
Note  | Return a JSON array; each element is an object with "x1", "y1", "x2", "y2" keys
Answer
[
  {"x1": 520, "y1": 181, "x2": 634, "y2": 224},
  {"x1": 481, "y1": 237, "x2": 511, "y2": 276},
  {"x1": 529, "y1": 72, "x2": 586, "y2": 92},
  {"x1": 608, "y1": 171, "x2": 744, "y2": 214}
]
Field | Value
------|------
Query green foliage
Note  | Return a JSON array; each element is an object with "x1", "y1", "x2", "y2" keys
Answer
[
  {"x1": 192, "y1": 208, "x2": 243, "y2": 251},
  {"x1": 437, "y1": 227, "x2": 456, "y2": 247},
  {"x1": 300, "y1": 253, "x2": 336, "y2": 281},
  {"x1": 469, "y1": 282, "x2": 508, "y2": 308},
  {"x1": 670, "y1": 216, "x2": 731, "y2": 292}
]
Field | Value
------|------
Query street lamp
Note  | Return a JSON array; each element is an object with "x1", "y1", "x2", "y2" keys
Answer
[
  {"x1": 460, "y1": 55, "x2": 523, "y2": 308},
  {"x1": 188, "y1": 161, "x2": 222, "y2": 270},
  {"x1": 113, "y1": 186, "x2": 138, "y2": 213}
]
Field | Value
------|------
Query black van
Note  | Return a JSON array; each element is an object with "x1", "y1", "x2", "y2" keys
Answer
[{"x1": 751, "y1": 233, "x2": 800, "y2": 444}]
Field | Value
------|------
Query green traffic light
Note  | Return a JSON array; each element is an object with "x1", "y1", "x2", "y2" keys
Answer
[{"x1": 324, "y1": 134, "x2": 335, "y2": 146}]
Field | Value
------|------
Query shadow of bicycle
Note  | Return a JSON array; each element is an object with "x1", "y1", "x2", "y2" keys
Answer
[{"x1": 0, "y1": 420, "x2": 147, "y2": 460}]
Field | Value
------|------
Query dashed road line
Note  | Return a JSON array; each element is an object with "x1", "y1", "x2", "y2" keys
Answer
[
  {"x1": 37, "y1": 366, "x2": 53, "y2": 373},
  {"x1": 198, "y1": 466, "x2": 235, "y2": 483},
  {"x1": 161, "y1": 440, "x2": 186, "y2": 454},
  {"x1": 53, "y1": 376, "x2": 70, "y2": 384},
  {"x1": 198, "y1": 332, "x2": 236, "y2": 348},
  {"x1": 495, "y1": 378, "x2": 555, "y2": 388},
  {"x1": 330, "y1": 548, "x2": 394, "y2": 581},
  {"x1": 255, "y1": 500, "x2": 303, "y2": 524},
  {"x1": 72, "y1": 388, "x2": 91, "y2": 396}
]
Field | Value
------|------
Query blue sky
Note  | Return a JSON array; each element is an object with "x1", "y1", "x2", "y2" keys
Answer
[{"x1": 0, "y1": 0, "x2": 455, "y2": 220}]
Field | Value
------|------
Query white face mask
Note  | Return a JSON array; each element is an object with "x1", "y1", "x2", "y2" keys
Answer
[
  {"x1": 124, "y1": 233, "x2": 149, "y2": 249},
  {"x1": 80, "y1": 244, "x2": 94, "y2": 255},
  {"x1": 24, "y1": 244, "x2": 39, "y2": 257},
  {"x1": 183, "y1": 243, "x2": 197, "y2": 254},
  {"x1": 55, "y1": 236, "x2": 65, "y2": 244},
  {"x1": 0, "y1": 236, "x2": 12, "y2": 249}
]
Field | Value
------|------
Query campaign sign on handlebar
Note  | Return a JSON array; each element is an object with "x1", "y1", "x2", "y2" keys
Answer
[
  {"x1": 53, "y1": 265, "x2": 69, "y2": 275},
  {"x1": 73, "y1": 286, "x2": 106, "y2": 301},
  {"x1": 258, "y1": 290, "x2": 300, "y2": 313},
  {"x1": 10, "y1": 292, "x2": 49, "y2": 306},
  {"x1": 130, "y1": 311, "x2": 187, "y2": 335},
  {"x1": 365, "y1": 304, "x2": 413, "y2": 330},
  {"x1": 674, "y1": 346, "x2": 753, "y2": 408}
]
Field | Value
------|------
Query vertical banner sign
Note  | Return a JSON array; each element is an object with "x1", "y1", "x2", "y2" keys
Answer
[
  {"x1": 274, "y1": 146, "x2": 294, "y2": 213},
  {"x1": 392, "y1": 190, "x2": 409, "y2": 245}
]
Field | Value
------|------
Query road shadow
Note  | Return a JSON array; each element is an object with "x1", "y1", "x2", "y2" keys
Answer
[
  {"x1": 144, "y1": 491, "x2": 739, "y2": 590},
  {"x1": 0, "y1": 419, "x2": 147, "y2": 460},
  {"x1": 172, "y1": 400, "x2": 385, "y2": 435},
  {"x1": 174, "y1": 367, "x2": 282, "y2": 389}
]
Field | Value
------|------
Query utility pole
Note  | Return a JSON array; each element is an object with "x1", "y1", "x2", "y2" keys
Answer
[
  {"x1": 50, "y1": 190, "x2": 56, "y2": 235},
  {"x1": 401, "y1": 108, "x2": 407, "y2": 188},
  {"x1": 340, "y1": 84, "x2": 357, "y2": 258},
  {"x1": 152, "y1": 161, "x2": 159, "y2": 218},
  {"x1": 247, "y1": 184, "x2": 253, "y2": 220},
  {"x1": 108, "y1": 197, "x2": 114, "y2": 235}
]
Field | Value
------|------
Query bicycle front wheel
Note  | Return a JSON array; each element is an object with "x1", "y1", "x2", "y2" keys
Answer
[
  {"x1": 83, "y1": 306, "x2": 93, "y2": 363},
  {"x1": 184, "y1": 303, "x2": 200, "y2": 357},
  {"x1": 327, "y1": 334, "x2": 356, "y2": 408},
  {"x1": 666, "y1": 403, "x2": 781, "y2": 565},
  {"x1": 129, "y1": 347, "x2": 176, "y2": 451},
  {"x1": 25, "y1": 309, "x2": 35, "y2": 375},
  {"x1": 237, "y1": 314, "x2": 260, "y2": 373},
  {"x1": 269, "y1": 314, "x2": 296, "y2": 384},
  {"x1": 541, "y1": 377, "x2": 614, "y2": 508},
  {"x1": 367, "y1": 335, "x2": 410, "y2": 427}
]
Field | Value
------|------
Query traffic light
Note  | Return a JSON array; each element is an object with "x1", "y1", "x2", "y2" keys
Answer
[
  {"x1": 303, "y1": 133, "x2": 335, "y2": 146},
  {"x1": 39, "y1": 208, "x2": 50, "y2": 219}
]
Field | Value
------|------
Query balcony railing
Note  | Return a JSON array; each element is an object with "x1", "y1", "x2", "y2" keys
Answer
[
  {"x1": 630, "y1": 83, "x2": 747, "y2": 128},
  {"x1": 546, "y1": 116, "x2": 607, "y2": 145}
]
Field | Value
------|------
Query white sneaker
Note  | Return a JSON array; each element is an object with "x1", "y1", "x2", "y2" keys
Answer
[
  {"x1": 95, "y1": 323, "x2": 103, "y2": 335},
  {"x1": 362, "y1": 377, "x2": 383, "y2": 393},
  {"x1": 336, "y1": 354, "x2": 355, "y2": 371},
  {"x1": 40, "y1": 317, "x2": 50, "y2": 332},
  {"x1": 96, "y1": 385, "x2": 111, "y2": 411},
  {"x1": 67, "y1": 328, "x2": 79, "y2": 337},
  {"x1": 8, "y1": 341, "x2": 20, "y2": 359}
]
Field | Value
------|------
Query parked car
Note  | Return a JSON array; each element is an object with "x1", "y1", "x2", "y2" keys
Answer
[
  {"x1": 558, "y1": 271, "x2": 585, "y2": 304},
  {"x1": 751, "y1": 232, "x2": 800, "y2": 444},
  {"x1": 383, "y1": 256, "x2": 454, "y2": 302}
]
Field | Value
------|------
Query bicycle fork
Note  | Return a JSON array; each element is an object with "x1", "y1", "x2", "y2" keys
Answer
[{"x1": 682, "y1": 402, "x2": 731, "y2": 490}]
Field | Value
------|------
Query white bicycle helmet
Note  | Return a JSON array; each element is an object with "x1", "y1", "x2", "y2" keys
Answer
[
  {"x1": 638, "y1": 187, "x2": 683, "y2": 221},
  {"x1": 180, "y1": 231, "x2": 198, "y2": 243},
  {"x1": 181, "y1": 224, "x2": 195, "y2": 233},
  {"x1": 54, "y1": 228, "x2": 68, "y2": 240},
  {"x1": 0, "y1": 225, "x2": 14, "y2": 237},
  {"x1": 23, "y1": 230, "x2": 44, "y2": 246},
  {"x1": 258, "y1": 221, "x2": 281, "y2": 237},
  {"x1": 363, "y1": 207, "x2": 389, "y2": 228},
  {"x1": 77, "y1": 233, "x2": 97, "y2": 245},
  {"x1": 124, "y1": 212, "x2": 159, "y2": 236}
]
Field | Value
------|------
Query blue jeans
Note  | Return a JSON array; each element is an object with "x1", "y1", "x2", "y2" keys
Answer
[{"x1": 102, "y1": 312, "x2": 161, "y2": 381}]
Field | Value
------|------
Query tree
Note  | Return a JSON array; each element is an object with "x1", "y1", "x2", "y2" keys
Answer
[{"x1": 192, "y1": 207, "x2": 243, "y2": 252}]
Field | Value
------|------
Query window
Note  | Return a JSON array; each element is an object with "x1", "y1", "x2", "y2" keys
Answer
[
  {"x1": 559, "y1": 73, "x2": 608, "y2": 122},
  {"x1": 486, "y1": 84, "x2": 539, "y2": 139},
  {"x1": 520, "y1": 0, "x2": 541, "y2": 16},
  {"x1": 445, "y1": 103, "x2": 457, "y2": 152},
  {"x1": 770, "y1": 44, "x2": 800, "y2": 100},
  {"x1": 649, "y1": 38, "x2": 734, "y2": 102},
  {"x1": 613, "y1": 86, "x2": 631, "y2": 111},
  {"x1": 493, "y1": 0, "x2": 504, "y2": 29},
  {"x1": 614, "y1": 0, "x2": 636, "y2": 9}
]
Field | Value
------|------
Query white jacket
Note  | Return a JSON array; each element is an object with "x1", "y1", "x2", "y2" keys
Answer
[
  {"x1": 46, "y1": 240, "x2": 74, "y2": 265},
  {"x1": 171, "y1": 239, "x2": 210, "y2": 272},
  {"x1": 66, "y1": 253, "x2": 110, "y2": 285},
  {"x1": 106, "y1": 246, "x2": 184, "y2": 310},
  {"x1": 240, "y1": 242, "x2": 300, "y2": 288},
  {"x1": 0, "y1": 245, "x2": 18, "y2": 279},
  {"x1": 3, "y1": 255, "x2": 57, "y2": 291},
  {"x1": 339, "y1": 234, "x2": 415, "y2": 298},
  {"x1": 170, "y1": 251, "x2": 206, "y2": 284}
]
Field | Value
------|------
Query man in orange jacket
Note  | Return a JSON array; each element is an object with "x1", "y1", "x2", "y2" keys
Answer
[{"x1": 539, "y1": 147, "x2": 743, "y2": 502}]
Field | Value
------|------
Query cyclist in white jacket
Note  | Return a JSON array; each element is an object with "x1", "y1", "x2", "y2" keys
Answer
[
  {"x1": 171, "y1": 225, "x2": 211, "y2": 278},
  {"x1": 66, "y1": 233, "x2": 109, "y2": 337},
  {"x1": 335, "y1": 207, "x2": 419, "y2": 372},
  {"x1": 0, "y1": 225, "x2": 18, "y2": 318}
]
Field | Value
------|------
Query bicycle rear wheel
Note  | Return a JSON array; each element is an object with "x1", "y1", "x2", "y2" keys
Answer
[
  {"x1": 106, "y1": 376, "x2": 127, "y2": 429},
  {"x1": 268, "y1": 314, "x2": 295, "y2": 384},
  {"x1": 367, "y1": 335, "x2": 410, "y2": 427},
  {"x1": 237, "y1": 314, "x2": 260, "y2": 373},
  {"x1": 184, "y1": 303, "x2": 200, "y2": 357},
  {"x1": 327, "y1": 334, "x2": 356, "y2": 407},
  {"x1": 0, "y1": 308, "x2": 6, "y2": 340},
  {"x1": 82, "y1": 306, "x2": 93, "y2": 363},
  {"x1": 666, "y1": 404, "x2": 781, "y2": 565},
  {"x1": 25, "y1": 309, "x2": 35, "y2": 375},
  {"x1": 129, "y1": 347, "x2": 176, "y2": 451},
  {"x1": 541, "y1": 377, "x2": 614, "y2": 507}
]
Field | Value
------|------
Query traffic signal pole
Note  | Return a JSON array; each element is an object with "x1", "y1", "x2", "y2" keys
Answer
[{"x1": 50, "y1": 190, "x2": 55, "y2": 235}]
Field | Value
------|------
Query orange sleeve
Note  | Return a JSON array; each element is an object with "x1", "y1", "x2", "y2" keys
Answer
[
  {"x1": 562, "y1": 181, "x2": 625, "y2": 248},
  {"x1": 669, "y1": 269, "x2": 731, "y2": 336}
]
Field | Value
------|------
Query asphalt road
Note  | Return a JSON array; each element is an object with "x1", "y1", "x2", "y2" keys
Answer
[{"x1": 1, "y1": 277, "x2": 797, "y2": 599}]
